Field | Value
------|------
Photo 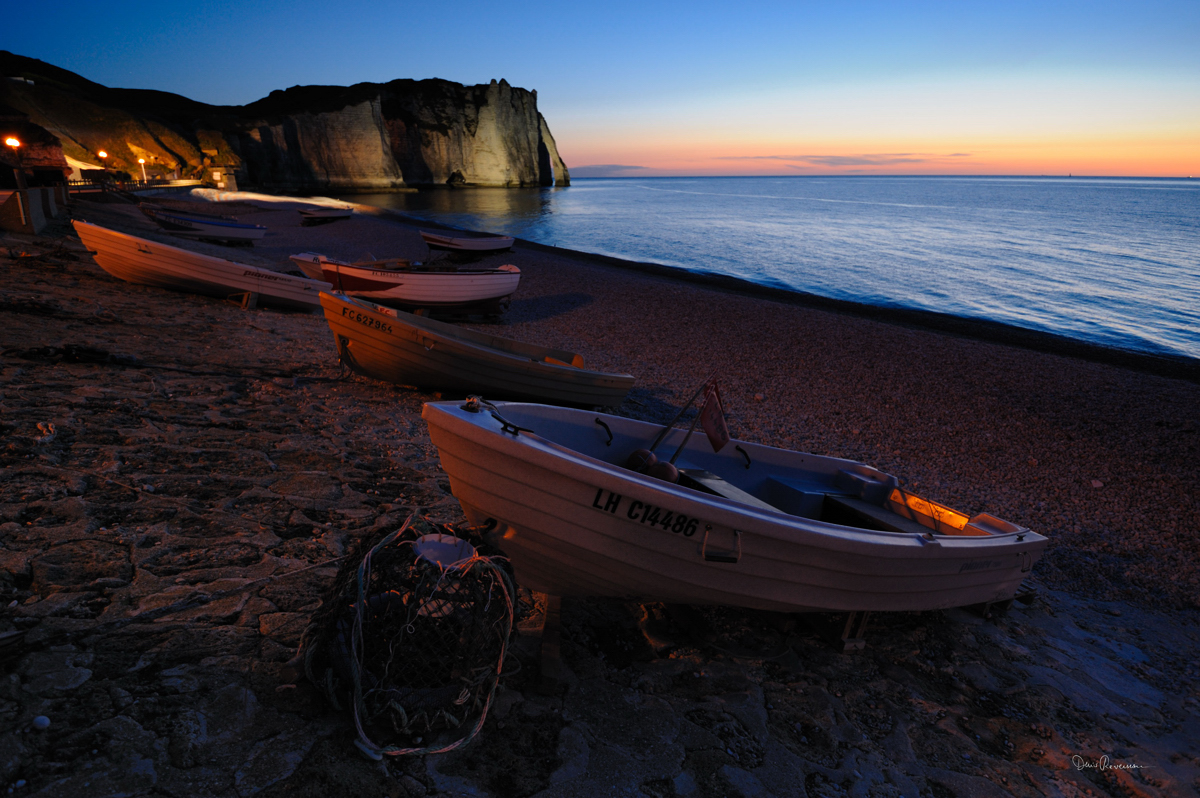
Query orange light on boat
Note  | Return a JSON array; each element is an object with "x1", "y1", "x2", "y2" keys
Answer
[
  {"x1": 888, "y1": 488, "x2": 969, "y2": 531},
  {"x1": 4, "y1": 137, "x2": 18, "y2": 148}
]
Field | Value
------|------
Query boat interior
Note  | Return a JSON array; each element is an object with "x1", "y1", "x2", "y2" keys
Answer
[{"x1": 482, "y1": 402, "x2": 1027, "y2": 539}]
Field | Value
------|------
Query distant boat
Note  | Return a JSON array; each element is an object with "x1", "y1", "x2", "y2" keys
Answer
[
  {"x1": 320, "y1": 292, "x2": 634, "y2": 407},
  {"x1": 75, "y1": 220, "x2": 329, "y2": 310},
  {"x1": 420, "y1": 230, "x2": 514, "y2": 254},
  {"x1": 290, "y1": 252, "x2": 520, "y2": 314},
  {"x1": 141, "y1": 204, "x2": 267, "y2": 243},
  {"x1": 298, "y1": 207, "x2": 353, "y2": 226},
  {"x1": 423, "y1": 399, "x2": 1047, "y2": 613}
]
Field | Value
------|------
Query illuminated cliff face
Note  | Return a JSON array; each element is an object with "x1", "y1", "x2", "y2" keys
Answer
[
  {"x1": 234, "y1": 79, "x2": 570, "y2": 190},
  {"x1": 0, "y1": 52, "x2": 570, "y2": 191}
]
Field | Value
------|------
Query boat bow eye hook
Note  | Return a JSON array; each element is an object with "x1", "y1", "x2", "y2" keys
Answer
[{"x1": 594, "y1": 418, "x2": 614, "y2": 446}]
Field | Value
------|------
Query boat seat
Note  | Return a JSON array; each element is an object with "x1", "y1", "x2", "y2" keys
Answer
[
  {"x1": 823, "y1": 494, "x2": 931, "y2": 536},
  {"x1": 761, "y1": 476, "x2": 827, "y2": 519},
  {"x1": 675, "y1": 463, "x2": 780, "y2": 512}
]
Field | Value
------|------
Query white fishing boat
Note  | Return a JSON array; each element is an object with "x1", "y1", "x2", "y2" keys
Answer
[
  {"x1": 321, "y1": 293, "x2": 634, "y2": 407},
  {"x1": 422, "y1": 399, "x2": 1048, "y2": 613},
  {"x1": 291, "y1": 252, "x2": 519, "y2": 313},
  {"x1": 420, "y1": 230, "x2": 514, "y2": 254},
  {"x1": 141, "y1": 205, "x2": 267, "y2": 243},
  {"x1": 74, "y1": 220, "x2": 330, "y2": 310},
  {"x1": 298, "y1": 207, "x2": 353, "y2": 226}
]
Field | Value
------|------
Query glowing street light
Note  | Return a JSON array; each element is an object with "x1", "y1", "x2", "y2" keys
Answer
[
  {"x1": 138, "y1": 158, "x2": 147, "y2": 181},
  {"x1": 5, "y1": 137, "x2": 26, "y2": 189},
  {"x1": 97, "y1": 150, "x2": 108, "y2": 159}
]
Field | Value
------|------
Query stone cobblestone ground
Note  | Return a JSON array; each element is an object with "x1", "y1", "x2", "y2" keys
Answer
[{"x1": 0, "y1": 196, "x2": 1197, "y2": 797}]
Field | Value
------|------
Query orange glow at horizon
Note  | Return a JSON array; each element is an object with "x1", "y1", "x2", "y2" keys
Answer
[{"x1": 563, "y1": 134, "x2": 1200, "y2": 178}]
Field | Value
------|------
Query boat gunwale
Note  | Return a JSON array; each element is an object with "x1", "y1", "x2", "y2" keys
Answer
[{"x1": 423, "y1": 400, "x2": 1046, "y2": 552}]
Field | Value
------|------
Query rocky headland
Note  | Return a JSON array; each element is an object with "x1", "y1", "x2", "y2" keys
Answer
[{"x1": 0, "y1": 51, "x2": 569, "y2": 191}]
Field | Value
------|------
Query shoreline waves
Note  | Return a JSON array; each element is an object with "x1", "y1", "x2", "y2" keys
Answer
[
  {"x1": 342, "y1": 176, "x2": 1200, "y2": 365},
  {"x1": 351, "y1": 201, "x2": 1200, "y2": 384}
]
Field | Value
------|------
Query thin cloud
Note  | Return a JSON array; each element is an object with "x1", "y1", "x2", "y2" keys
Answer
[
  {"x1": 570, "y1": 164, "x2": 650, "y2": 177},
  {"x1": 716, "y1": 153, "x2": 974, "y2": 167}
]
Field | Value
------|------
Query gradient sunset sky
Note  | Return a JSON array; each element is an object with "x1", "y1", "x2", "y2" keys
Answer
[{"x1": 5, "y1": 0, "x2": 1198, "y2": 177}]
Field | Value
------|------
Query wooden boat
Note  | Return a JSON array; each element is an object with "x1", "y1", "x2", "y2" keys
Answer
[
  {"x1": 320, "y1": 293, "x2": 634, "y2": 407},
  {"x1": 139, "y1": 202, "x2": 235, "y2": 222},
  {"x1": 420, "y1": 230, "x2": 514, "y2": 254},
  {"x1": 74, "y1": 220, "x2": 330, "y2": 310},
  {"x1": 298, "y1": 207, "x2": 353, "y2": 226},
  {"x1": 421, "y1": 399, "x2": 1048, "y2": 613},
  {"x1": 141, "y1": 204, "x2": 267, "y2": 243},
  {"x1": 291, "y1": 252, "x2": 520, "y2": 313}
]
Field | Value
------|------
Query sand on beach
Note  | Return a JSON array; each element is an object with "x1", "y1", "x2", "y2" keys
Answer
[{"x1": 1, "y1": 190, "x2": 1197, "y2": 797}]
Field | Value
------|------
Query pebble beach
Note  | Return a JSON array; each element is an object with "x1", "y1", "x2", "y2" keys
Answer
[{"x1": 1, "y1": 191, "x2": 1198, "y2": 797}]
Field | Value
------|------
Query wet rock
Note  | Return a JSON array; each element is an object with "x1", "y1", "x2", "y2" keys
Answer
[
  {"x1": 30, "y1": 540, "x2": 132, "y2": 592},
  {"x1": 233, "y1": 725, "x2": 317, "y2": 796},
  {"x1": 258, "y1": 611, "x2": 308, "y2": 646},
  {"x1": 19, "y1": 647, "x2": 94, "y2": 693},
  {"x1": 13, "y1": 590, "x2": 92, "y2": 617},
  {"x1": 0, "y1": 732, "x2": 27, "y2": 783}
]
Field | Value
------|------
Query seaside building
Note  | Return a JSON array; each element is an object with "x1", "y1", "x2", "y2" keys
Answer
[{"x1": 0, "y1": 103, "x2": 68, "y2": 234}]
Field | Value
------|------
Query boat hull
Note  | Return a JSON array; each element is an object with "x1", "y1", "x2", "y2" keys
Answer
[
  {"x1": 321, "y1": 293, "x2": 634, "y2": 407},
  {"x1": 299, "y1": 208, "x2": 352, "y2": 226},
  {"x1": 422, "y1": 401, "x2": 1048, "y2": 613},
  {"x1": 292, "y1": 253, "x2": 519, "y2": 309},
  {"x1": 420, "y1": 231, "x2": 514, "y2": 253},
  {"x1": 74, "y1": 221, "x2": 331, "y2": 310},
  {"x1": 143, "y1": 207, "x2": 267, "y2": 242}
]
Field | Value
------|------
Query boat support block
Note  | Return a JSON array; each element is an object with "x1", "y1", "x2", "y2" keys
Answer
[{"x1": 804, "y1": 611, "x2": 872, "y2": 652}]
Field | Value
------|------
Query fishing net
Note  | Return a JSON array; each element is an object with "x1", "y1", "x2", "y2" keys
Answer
[{"x1": 301, "y1": 515, "x2": 516, "y2": 757}]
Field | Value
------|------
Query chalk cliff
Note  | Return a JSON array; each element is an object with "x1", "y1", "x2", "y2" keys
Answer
[{"x1": 0, "y1": 51, "x2": 570, "y2": 191}]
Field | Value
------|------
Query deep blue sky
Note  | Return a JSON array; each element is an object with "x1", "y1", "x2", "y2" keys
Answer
[{"x1": 5, "y1": 0, "x2": 1198, "y2": 175}]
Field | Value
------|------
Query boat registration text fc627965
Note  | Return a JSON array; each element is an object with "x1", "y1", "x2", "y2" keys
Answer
[
  {"x1": 341, "y1": 306, "x2": 394, "y2": 335},
  {"x1": 590, "y1": 487, "x2": 701, "y2": 536}
]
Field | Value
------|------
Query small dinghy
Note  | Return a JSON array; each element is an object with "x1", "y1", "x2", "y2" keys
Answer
[
  {"x1": 422, "y1": 398, "x2": 1048, "y2": 613},
  {"x1": 141, "y1": 204, "x2": 267, "y2": 243},
  {"x1": 75, "y1": 220, "x2": 330, "y2": 310},
  {"x1": 420, "y1": 231, "x2": 514, "y2": 254},
  {"x1": 292, "y1": 252, "x2": 519, "y2": 314},
  {"x1": 320, "y1": 292, "x2": 634, "y2": 407},
  {"x1": 298, "y1": 207, "x2": 353, "y2": 226}
]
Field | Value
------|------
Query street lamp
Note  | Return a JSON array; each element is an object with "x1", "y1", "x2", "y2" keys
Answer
[
  {"x1": 5, "y1": 137, "x2": 26, "y2": 190},
  {"x1": 138, "y1": 158, "x2": 147, "y2": 182}
]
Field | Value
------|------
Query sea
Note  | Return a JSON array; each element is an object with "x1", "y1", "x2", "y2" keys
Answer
[{"x1": 342, "y1": 177, "x2": 1200, "y2": 362}]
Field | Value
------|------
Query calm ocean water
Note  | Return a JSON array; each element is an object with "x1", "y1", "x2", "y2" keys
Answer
[{"x1": 344, "y1": 177, "x2": 1200, "y2": 361}]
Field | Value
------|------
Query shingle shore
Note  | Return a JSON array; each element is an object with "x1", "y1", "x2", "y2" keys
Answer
[{"x1": 0, "y1": 192, "x2": 1196, "y2": 797}]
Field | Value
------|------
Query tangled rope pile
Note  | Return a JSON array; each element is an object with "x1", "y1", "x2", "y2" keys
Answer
[{"x1": 302, "y1": 515, "x2": 516, "y2": 757}]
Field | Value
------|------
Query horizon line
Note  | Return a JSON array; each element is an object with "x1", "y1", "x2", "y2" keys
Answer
[{"x1": 568, "y1": 173, "x2": 1197, "y2": 180}]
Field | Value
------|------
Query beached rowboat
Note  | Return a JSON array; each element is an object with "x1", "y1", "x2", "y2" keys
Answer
[
  {"x1": 420, "y1": 231, "x2": 514, "y2": 253},
  {"x1": 140, "y1": 205, "x2": 267, "y2": 243},
  {"x1": 320, "y1": 293, "x2": 634, "y2": 407},
  {"x1": 74, "y1": 220, "x2": 330, "y2": 310},
  {"x1": 298, "y1": 207, "x2": 353, "y2": 226},
  {"x1": 422, "y1": 399, "x2": 1048, "y2": 613},
  {"x1": 292, "y1": 252, "x2": 520, "y2": 312}
]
